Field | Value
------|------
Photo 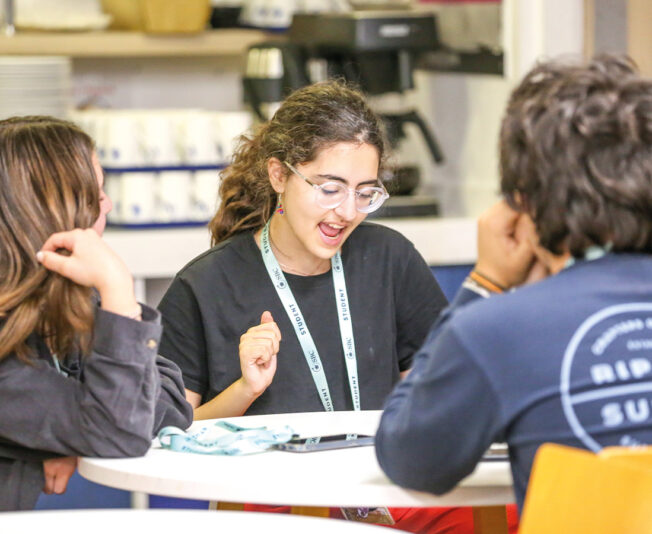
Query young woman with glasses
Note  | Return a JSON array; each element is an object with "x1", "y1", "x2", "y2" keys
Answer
[
  {"x1": 0, "y1": 116, "x2": 192, "y2": 510},
  {"x1": 158, "y1": 80, "x2": 447, "y2": 419},
  {"x1": 155, "y1": 81, "x2": 511, "y2": 534}
]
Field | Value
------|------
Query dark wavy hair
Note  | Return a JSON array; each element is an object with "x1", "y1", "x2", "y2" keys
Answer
[
  {"x1": 500, "y1": 54, "x2": 652, "y2": 256},
  {"x1": 209, "y1": 80, "x2": 388, "y2": 245},
  {"x1": 0, "y1": 116, "x2": 99, "y2": 362}
]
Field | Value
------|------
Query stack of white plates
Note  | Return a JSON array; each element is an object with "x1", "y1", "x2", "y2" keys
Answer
[
  {"x1": 0, "y1": 56, "x2": 72, "y2": 120},
  {"x1": 10, "y1": 0, "x2": 111, "y2": 31}
]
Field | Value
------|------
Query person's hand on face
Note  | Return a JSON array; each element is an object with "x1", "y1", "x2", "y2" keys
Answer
[
  {"x1": 474, "y1": 200, "x2": 538, "y2": 289},
  {"x1": 238, "y1": 311, "x2": 282, "y2": 397},
  {"x1": 36, "y1": 229, "x2": 138, "y2": 318},
  {"x1": 43, "y1": 456, "x2": 78, "y2": 495},
  {"x1": 522, "y1": 256, "x2": 551, "y2": 285}
]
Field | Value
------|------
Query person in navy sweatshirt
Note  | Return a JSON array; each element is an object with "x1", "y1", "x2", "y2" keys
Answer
[{"x1": 375, "y1": 54, "x2": 652, "y2": 514}]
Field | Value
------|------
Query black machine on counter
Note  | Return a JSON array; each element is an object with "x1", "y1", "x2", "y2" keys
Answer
[{"x1": 243, "y1": 10, "x2": 445, "y2": 217}]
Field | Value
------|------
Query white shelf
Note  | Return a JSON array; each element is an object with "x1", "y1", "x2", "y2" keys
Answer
[{"x1": 103, "y1": 217, "x2": 477, "y2": 280}]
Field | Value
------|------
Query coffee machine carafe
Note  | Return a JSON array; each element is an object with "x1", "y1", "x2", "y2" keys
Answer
[
  {"x1": 381, "y1": 109, "x2": 444, "y2": 191},
  {"x1": 287, "y1": 10, "x2": 444, "y2": 217}
]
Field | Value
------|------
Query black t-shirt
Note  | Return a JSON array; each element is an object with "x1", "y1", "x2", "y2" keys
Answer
[{"x1": 158, "y1": 222, "x2": 447, "y2": 415}]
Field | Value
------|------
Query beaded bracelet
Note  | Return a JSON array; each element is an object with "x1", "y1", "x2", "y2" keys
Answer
[{"x1": 469, "y1": 270, "x2": 507, "y2": 293}]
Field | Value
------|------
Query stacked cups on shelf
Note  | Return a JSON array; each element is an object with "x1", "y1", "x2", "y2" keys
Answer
[
  {"x1": 182, "y1": 111, "x2": 222, "y2": 222},
  {"x1": 145, "y1": 112, "x2": 189, "y2": 223},
  {"x1": 71, "y1": 109, "x2": 252, "y2": 226}
]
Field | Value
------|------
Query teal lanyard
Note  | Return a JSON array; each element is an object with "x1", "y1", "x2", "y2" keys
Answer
[
  {"x1": 51, "y1": 354, "x2": 68, "y2": 377},
  {"x1": 158, "y1": 421, "x2": 295, "y2": 455},
  {"x1": 260, "y1": 220, "x2": 361, "y2": 411}
]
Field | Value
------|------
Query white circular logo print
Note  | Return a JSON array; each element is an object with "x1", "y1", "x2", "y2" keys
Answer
[{"x1": 561, "y1": 303, "x2": 652, "y2": 452}]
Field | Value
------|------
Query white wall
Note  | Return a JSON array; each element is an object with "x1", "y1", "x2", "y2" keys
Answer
[
  {"x1": 412, "y1": 0, "x2": 585, "y2": 218},
  {"x1": 413, "y1": 71, "x2": 511, "y2": 217}
]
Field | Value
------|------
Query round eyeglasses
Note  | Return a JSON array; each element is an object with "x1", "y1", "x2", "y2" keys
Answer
[{"x1": 284, "y1": 161, "x2": 389, "y2": 214}]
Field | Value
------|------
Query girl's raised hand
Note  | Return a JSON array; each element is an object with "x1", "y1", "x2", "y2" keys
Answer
[
  {"x1": 37, "y1": 229, "x2": 139, "y2": 318},
  {"x1": 238, "y1": 311, "x2": 282, "y2": 398}
]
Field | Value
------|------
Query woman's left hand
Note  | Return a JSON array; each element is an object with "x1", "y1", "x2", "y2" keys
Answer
[{"x1": 43, "y1": 456, "x2": 78, "y2": 495}]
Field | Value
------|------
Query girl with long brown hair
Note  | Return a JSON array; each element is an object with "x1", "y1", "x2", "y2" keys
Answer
[{"x1": 0, "y1": 116, "x2": 192, "y2": 511}]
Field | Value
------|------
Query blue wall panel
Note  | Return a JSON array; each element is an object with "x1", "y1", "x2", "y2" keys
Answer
[
  {"x1": 430, "y1": 264, "x2": 472, "y2": 302},
  {"x1": 35, "y1": 473, "x2": 130, "y2": 510}
]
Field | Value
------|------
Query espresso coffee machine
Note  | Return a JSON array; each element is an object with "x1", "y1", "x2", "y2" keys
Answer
[{"x1": 243, "y1": 10, "x2": 444, "y2": 217}]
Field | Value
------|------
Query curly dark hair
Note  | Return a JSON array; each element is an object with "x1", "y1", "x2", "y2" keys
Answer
[
  {"x1": 500, "y1": 54, "x2": 652, "y2": 257},
  {"x1": 209, "y1": 80, "x2": 388, "y2": 245}
]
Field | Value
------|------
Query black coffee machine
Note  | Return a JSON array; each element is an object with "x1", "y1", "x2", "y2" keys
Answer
[{"x1": 243, "y1": 11, "x2": 444, "y2": 217}]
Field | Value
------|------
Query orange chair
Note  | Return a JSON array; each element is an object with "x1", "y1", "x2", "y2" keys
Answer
[{"x1": 519, "y1": 443, "x2": 652, "y2": 534}]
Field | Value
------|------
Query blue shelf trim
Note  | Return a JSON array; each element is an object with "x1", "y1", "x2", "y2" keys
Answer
[
  {"x1": 107, "y1": 221, "x2": 209, "y2": 230},
  {"x1": 103, "y1": 164, "x2": 226, "y2": 173}
]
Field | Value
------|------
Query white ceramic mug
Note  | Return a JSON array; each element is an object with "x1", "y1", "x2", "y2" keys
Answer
[
  {"x1": 105, "y1": 112, "x2": 146, "y2": 168},
  {"x1": 181, "y1": 111, "x2": 219, "y2": 166},
  {"x1": 191, "y1": 169, "x2": 221, "y2": 221},
  {"x1": 155, "y1": 170, "x2": 193, "y2": 223},
  {"x1": 265, "y1": 0, "x2": 295, "y2": 29},
  {"x1": 141, "y1": 112, "x2": 183, "y2": 167},
  {"x1": 215, "y1": 111, "x2": 253, "y2": 165},
  {"x1": 120, "y1": 171, "x2": 157, "y2": 224},
  {"x1": 80, "y1": 110, "x2": 112, "y2": 166}
]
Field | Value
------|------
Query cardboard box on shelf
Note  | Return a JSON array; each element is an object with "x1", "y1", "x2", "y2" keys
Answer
[{"x1": 101, "y1": 0, "x2": 211, "y2": 34}]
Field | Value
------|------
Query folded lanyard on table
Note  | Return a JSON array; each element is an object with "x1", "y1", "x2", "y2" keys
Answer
[{"x1": 158, "y1": 421, "x2": 295, "y2": 455}]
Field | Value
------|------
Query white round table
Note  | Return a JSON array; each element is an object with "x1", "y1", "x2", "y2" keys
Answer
[
  {"x1": 79, "y1": 410, "x2": 513, "y2": 507},
  {"x1": 0, "y1": 509, "x2": 390, "y2": 534}
]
